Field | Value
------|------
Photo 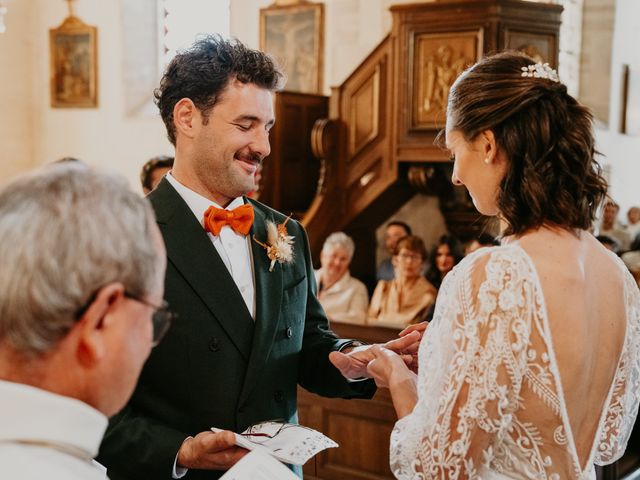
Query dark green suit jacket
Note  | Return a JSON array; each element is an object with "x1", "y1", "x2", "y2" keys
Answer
[{"x1": 98, "y1": 179, "x2": 375, "y2": 479}]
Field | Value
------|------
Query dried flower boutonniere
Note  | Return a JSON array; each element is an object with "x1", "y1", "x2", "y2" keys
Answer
[{"x1": 253, "y1": 215, "x2": 295, "y2": 272}]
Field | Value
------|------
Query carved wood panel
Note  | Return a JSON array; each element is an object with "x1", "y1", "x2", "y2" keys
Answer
[
  {"x1": 411, "y1": 30, "x2": 481, "y2": 131},
  {"x1": 349, "y1": 64, "x2": 381, "y2": 158},
  {"x1": 391, "y1": 0, "x2": 563, "y2": 163}
]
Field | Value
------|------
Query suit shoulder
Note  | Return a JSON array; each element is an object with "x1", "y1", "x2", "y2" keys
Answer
[
  {"x1": 147, "y1": 179, "x2": 182, "y2": 222},
  {"x1": 247, "y1": 198, "x2": 284, "y2": 218},
  {"x1": 246, "y1": 198, "x2": 304, "y2": 229}
]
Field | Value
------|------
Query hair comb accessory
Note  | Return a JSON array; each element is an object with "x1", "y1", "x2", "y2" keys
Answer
[{"x1": 521, "y1": 62, "x2": 559, "y2": 82}]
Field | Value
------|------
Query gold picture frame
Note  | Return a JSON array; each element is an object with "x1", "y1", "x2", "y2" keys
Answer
[
  {"x1": 49, "y1": 15, "x2": 98, "y2": 108},
  {"x1": 260, "y1": 1, "x2": 324, "y2": 94}
]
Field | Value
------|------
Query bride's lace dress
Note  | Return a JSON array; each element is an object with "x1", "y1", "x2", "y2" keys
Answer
[{"x1": 390, "y1": 244, "x2": 640, "y2": 479}]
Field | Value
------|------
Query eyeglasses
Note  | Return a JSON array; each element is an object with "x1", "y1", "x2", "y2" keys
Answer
[
  {"x1": 397, "y1": 252, "x2": 423, "y2": 262},
  {"x1": 75, "y1": 289, "x2": 175, "y2": 347},
  {"x1": 123, "y1": 291, "x2": 175, "y2": 347},
  {"x1": 239, "y1": 420, "x2": 315, "y2": 445}
]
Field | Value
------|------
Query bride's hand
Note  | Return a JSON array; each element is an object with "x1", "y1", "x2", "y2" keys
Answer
[
  {"x1": 385, "y1": 324, "x2": 428, "y2": 373},
  {"x1": 368, "y1": 346, "x2": 418, "y2": 418},
  {"x1": 366, "y1": 345, "x2": 413, "y2": 389}
]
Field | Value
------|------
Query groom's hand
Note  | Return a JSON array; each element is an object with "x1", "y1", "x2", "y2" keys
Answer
[
  {"x1": 177, "y1": 430, "x2": 248, "y2": 471},
  {"x1": 329, "y1": 330, "x2": 421, "y2": 380},
  {"x1": 388, "y1": 323, "x2": 428, "y2": 373}
]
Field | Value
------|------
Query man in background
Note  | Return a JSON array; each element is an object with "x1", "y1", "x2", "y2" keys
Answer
[
  {"x1": 377, "y1": 221, "x2": 412, "y2": 281},
  {"x1": 140, "y1": 155, "x2": 174, "y2": 194},
  {"x1": 0, "y1": 163, "x2": 169, "y2": 479}
]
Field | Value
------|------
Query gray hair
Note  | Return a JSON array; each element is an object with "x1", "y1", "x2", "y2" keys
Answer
[
  {"x1": 321, "y1": 232, "x2": 355, "y2": 260},
  {"x1": 0, "y1": 163, "x2": 160, "y2": 356}
]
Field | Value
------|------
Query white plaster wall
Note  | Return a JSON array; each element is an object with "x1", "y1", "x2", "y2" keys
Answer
[
  {"x1": 579, "y1": 0, "x2": 614, "y2": 125},
  {"x1": 0, "y1": 0, "x2": 172, "y2": 190},
  {"x1": 595, "y1": 0, "x2": 640, "y2": 215},
  {"x1": 0, "y1": 0, "x2": 35, "y2": 181},
  {"x1": 558, "y1": 0, "x2": 583, "y2": 97},
  {"x1": 30, "y1": 0, "x2": 171, "y2": 190}
]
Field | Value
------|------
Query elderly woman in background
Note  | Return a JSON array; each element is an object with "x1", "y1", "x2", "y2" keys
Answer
[
  {"x1": 368, "y1": 235, "x2": 437, "y2": 328},
  {"x1": 314, "y1": 232, "x2": 369, "y2": 324},
  {"x1": 426, "y1": 234, "x2": 464, "y2": 289}
]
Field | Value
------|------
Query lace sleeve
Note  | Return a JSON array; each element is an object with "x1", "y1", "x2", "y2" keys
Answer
[
  {"x1": 594, "y1": 269, "x2": 640, "y2": 465},
  {"x1": 390, "y1": 248, "x2": 537, "y2": 479}
]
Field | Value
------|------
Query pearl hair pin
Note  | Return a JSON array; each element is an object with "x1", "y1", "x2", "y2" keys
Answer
[{"x1": 521, "y1": 63, "x2": 559, "y2": 82}]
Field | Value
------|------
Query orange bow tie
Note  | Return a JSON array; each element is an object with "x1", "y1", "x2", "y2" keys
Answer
[{"x1": 203, "y1": 203, "x2": 254, "y2": 236}]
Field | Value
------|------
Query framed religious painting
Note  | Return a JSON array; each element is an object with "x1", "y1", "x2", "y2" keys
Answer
[
  {"x1": 260, "y1": 1, "x2": 324, "y2": 94},
  {"x1": 49, "y1": 15, "x2": 98, "y2": 108}
]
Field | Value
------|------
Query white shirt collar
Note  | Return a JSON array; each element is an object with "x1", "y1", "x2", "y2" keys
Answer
[
  {"x1": 0, "y1": 380, "x2": 108, "y2": 458},
  {"x1": 166, "y1": 172, "x2": 245, "y2": 230}
]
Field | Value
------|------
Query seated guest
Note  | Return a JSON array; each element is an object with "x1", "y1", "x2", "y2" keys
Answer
[
  {"x1": 596, "y1": 200, "x2": 630, "y2": 252},
  {"x1": 368, "y1": 235, "x2": 437, "y2": 328},
  {"x1": 622, "y1": 249, "x2": 640, "y2": 287},
  {"x1": 426, "y1": 234, "x2": 464, "y2": 289},
  {"x1": 314, "y1": 232, "x2": 368, "y2": 324},
  {"x1": 140, "y1": 155, "x2": 174, "y2": 194},
  {"x1": 626, "y1": 206, "x2": 640, "y2": 241},
  {"x1": 464, "y1": 232, "x2": 500, "y2": 255},
  {"x1": 0, "y1": 163, "x2": 168, "y2": 479},
  {"x1": 377, "y1": 221, "x2": 412, "y2": 281}
]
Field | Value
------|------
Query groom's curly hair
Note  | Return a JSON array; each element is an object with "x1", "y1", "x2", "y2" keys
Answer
[
  {"x1": 155, "y1": 34, "x2": 285, "y2": 146},
  {"x1": 446, "y1": 51, "x2": 608, "y2": 236}
]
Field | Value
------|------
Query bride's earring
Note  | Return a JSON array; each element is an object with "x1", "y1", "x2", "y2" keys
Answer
[{"x1": 484, "y1": 157, "x2": 491, "y2": 164}]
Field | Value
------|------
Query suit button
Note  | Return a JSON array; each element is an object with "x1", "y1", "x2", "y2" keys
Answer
[
  {"x1": 274, "y1": 390, "x2": 284, "y2": 403},
  {"x1": 208, "y1": 337, "x2": 220, "y2": 352},
  {"x1": 238, "y1": 402, "x2": 246, "y2": 413},
  {"x1": 285, "y1": 327, "x2": 293, "y2": 338}
]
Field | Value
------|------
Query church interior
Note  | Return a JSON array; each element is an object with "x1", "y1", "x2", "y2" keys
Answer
[{"x1": 1, "y1": 0, "x2": 639, "y2": 478}]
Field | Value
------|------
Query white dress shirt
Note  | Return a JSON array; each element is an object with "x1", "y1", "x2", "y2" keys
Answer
[
  {"x1": 166, "y1": 173, "x2": 256, "y2": 318},
  {"x1": 0, "y1": 380, "x2": 108, "y2": 479}
]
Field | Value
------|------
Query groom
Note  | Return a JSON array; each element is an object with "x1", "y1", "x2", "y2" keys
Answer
[{"x1": 98, "y1": 36, "x2": 384, "y2": 479}]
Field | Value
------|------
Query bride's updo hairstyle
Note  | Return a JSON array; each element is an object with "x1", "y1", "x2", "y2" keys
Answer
[{"x1": 446, "y1": 51, "x2": 608, "y2": 236}]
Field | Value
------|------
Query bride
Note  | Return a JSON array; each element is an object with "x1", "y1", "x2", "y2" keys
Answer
[{"x1": 362, "y1": 52, "x2": 640, "y2": 479}]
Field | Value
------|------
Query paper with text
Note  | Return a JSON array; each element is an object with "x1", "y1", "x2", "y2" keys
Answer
[{"x1": 212, "y1": 421, "x2": 338, "y2": 465}]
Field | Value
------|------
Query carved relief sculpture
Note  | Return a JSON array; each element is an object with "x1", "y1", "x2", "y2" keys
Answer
[
  {"x1": 422, "y1": 45, "x2": 466, "y2": 114},
  {"x1": 411, "y1": 31, "x2": 480, "y2": 130}
]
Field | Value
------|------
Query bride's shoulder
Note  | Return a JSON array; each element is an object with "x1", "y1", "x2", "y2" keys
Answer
[
  {"x1": 442, "y1": 244, "x2": 536, "y2": 297},
  {"x1": 454, "y1": 244, "x2": 531, "y2": 276}
]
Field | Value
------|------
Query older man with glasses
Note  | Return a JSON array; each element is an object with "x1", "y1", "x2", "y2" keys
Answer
[{"x1": 0, "y1": 162, "x2": 169, "y2": 479}]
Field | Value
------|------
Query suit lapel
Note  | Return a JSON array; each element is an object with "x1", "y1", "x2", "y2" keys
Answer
[
  {"x1": 150, "y1": 180, "x2": 254, "y2": 361},
  {"x1": 240, "y1": 201, "x2": 283, "y2": 402}
]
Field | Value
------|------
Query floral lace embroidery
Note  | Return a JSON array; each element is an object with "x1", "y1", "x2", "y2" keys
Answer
[
  {"x1": 594, "y1": 264, "x2": 640, "y2": 464},
  {"x1": 390, "y1": 246, "x2": 640, "y2": 480}
]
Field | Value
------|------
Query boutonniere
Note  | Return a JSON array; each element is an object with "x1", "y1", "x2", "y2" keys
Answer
[{"x1": 253, "y1": 215, "x2": 295, "y2": 272}]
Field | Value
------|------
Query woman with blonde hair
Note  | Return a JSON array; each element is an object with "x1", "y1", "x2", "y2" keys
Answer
[{"x1": 315, "y1": 232, "x2": 368, "y2": 324}]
